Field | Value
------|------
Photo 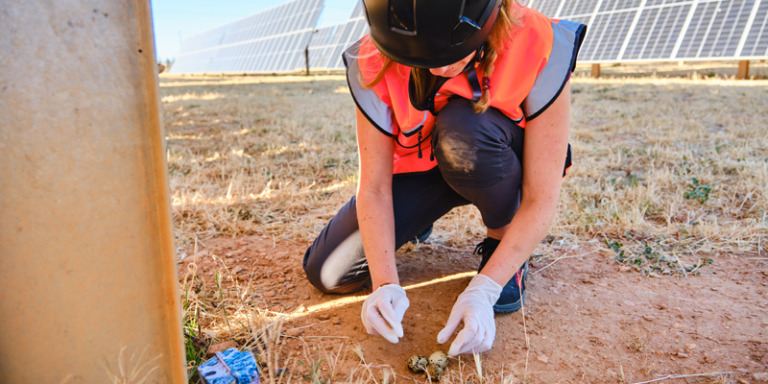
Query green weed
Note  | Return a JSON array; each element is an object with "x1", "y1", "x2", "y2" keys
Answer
[
  {"x1": 683, "y1": 177, "x2": 712, "y2": 203},
  {"x1": 606, "y1": 237, "x2": 714, "y2": 276}
]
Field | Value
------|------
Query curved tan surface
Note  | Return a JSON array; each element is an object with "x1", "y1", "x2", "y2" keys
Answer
[{"x1": 0, "y1": 1, "x2": 185, "y2": 382}]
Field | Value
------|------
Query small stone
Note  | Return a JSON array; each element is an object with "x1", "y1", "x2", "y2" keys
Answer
[
  {"x1": 285, "y1": 328, "x2": 303, "y2": 337},
  {"x1": 332, "y1": 316, "x2": 341, "y2": 325},
  {"x1": 754, "y1": 372, "x2": 768, "y2": 381},
  {"x1": 623, "y1": 300, "x2": 636, "y2": 307},
  {"x1": 738, "y1": 380, "x2": 749, "y2": 384},
  {"x1": 677, "y1": 352, "x2": 689, "y2": 358},
  {"x1": 318, "y1": 313, "x2": 331, "y2": 320},
  {"x1": 537, "y1": 354, "x2": 549, "y2": 363},
  {"x1": 659, "y1": 304, "x2": 668, "y2": 310},
  {"x1": 672, "y1": 323, "x2": 684, "y2": 329},
  {"x1": 655, "y1": 351, "x2": 663, "y2": 356},
  {"x1": 429, "y1": 351, "x2": 449, "y2": 369},
  {"x1": 619, "y1": 266, "x2": 632, "y2": 272},
  {"x1": 685, "y1": 343, "x2": 697, "y2": 350},
  {"x1": 207, "y1": 340, "x2": 237, "y2": 357},
  {"x1": 711, "y1": 287, "x2": 719, "y2": 291},
  {"x1": 265, "y1": 291, "x2": 276, "y2": 298},
  {"x1": 704, "y1": 354, "x2": 716, "y2": 364},
  {"x1": 407, "y1": 355, "x2": 429, "y2": 373},
  {"x1": 427, "y1": 364, "x2": 445, "y2": 381},
  {"x1": 643, "y1": 316, "x2": 656, "y2": 321}
]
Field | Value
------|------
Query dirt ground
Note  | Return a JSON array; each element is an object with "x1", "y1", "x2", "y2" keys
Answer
[
  {"x1": 178, "y1": 235, "x2": 768, "y2": 383},
  {"x1": 162, "y1": 64, "x2": 768, "y2": 383}
]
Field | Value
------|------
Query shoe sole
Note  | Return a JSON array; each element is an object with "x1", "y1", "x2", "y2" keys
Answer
[{"x1": 493, "y1": 290, "x2": 525, "y2": 313}]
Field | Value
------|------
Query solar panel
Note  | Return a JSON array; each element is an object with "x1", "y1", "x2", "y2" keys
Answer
[
  {"x1": 171, "y1": 0, "x2": 324, "y2": 74},
  {"x1": 307, "y1": 2, "x2": 369, "y2": 70},
  {"x1": 307, "y1": 26, "x2": 338, "y2": 68},
  {"x1": 740, "y1": 0, "x2": 768, "y2": 56},
  {"x1": 531, "y1": 0, "x2": 768, "y2": 62}
]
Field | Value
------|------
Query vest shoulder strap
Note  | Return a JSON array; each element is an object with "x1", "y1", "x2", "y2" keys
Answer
[{"x1": 522, "y1": 19, "x2": 587, "y2": 121}]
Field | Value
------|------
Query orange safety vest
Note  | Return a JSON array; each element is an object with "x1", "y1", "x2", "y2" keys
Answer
[{"x1": 343, "y1": 6, "x2": 586, "y2": 175}]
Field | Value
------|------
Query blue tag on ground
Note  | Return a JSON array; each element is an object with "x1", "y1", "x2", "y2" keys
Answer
[{"x1": 198, "y1": 348, "x2": 260, "y2": 384}]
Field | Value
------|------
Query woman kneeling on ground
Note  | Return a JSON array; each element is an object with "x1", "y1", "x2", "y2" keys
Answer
[{"x1": 303, "y1": 0, "x2": 586, "y2": 356}]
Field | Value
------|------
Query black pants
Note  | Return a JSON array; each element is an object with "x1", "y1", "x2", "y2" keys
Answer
[{"x1": 303, "y1": 98, "x2": 525, "y2": 293}]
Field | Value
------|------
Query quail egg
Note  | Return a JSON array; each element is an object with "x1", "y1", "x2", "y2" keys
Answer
[
  {"x1": 407, "y1": 355, "x2": 428, "y2": 373},
  {"x1": 427, "y1": 363, "x2": 445, "y2": 380},
  {"x1": 428, "y1": 351, "x2": 449, "y2": 369}
]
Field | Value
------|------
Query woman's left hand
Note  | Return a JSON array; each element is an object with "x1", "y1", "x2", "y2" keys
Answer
[{"x1": 437, "y1": 274, "x2": 502, "y2": 355}]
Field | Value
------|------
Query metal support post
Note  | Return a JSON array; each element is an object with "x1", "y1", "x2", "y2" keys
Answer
[
  {"x1": 737, "y1": 60, "x2": 750, "y2": 79},
  {"x1": 591, "y1": 63, "x2": 601, "y2": 78}
]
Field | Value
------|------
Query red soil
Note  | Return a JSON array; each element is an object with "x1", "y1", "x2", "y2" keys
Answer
[{"x1": 180, "y1": 235, "x2": 768, "y2": 383}]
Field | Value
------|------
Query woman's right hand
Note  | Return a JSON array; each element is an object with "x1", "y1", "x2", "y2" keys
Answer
[
  {"x1": 361, "y1": 284, "x2": 410, "y2": 343},
  {"x1": 356, "y1": 106, "x2": 405, "y2": 343}
]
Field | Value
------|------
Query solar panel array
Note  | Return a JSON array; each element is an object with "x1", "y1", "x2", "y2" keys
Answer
[
  {"x1": 529, "y1": 0, "x2": 768, "y2": 62},
  {"x1": 307, "y1": 1, "x2": 369, "y2": 70},
  {"x1": 171, "y1": 0, "x2": 324, "y2": 74}
]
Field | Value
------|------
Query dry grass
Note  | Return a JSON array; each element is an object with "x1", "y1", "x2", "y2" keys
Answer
[
  {"x1": 161, "y1": 68, "x2": 767, "y2": 382},
  {"x1": 179, "y1": 256, "x2": 494, "y2": 383},
  {"x1": 161, "y1": 71, "x2": 768, "y2": 258},
  {"x1": 561, "y1": 74, "x2": 768, "y2": 256}
]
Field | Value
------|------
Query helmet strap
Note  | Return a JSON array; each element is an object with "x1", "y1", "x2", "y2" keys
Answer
[
  {"x1": 474, "y1": 43, "x2": 487, "y2": 64},
  {"x1": 467, "y1": 66, "x2": 483, "y2": 102},
  {"x1": 466, "y1": 43, "x2": 489, "y2": 103}
]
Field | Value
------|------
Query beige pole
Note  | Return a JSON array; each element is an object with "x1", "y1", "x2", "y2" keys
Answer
[{"x1": 0, "y1": 1, "x2": 186, "y2": 383}]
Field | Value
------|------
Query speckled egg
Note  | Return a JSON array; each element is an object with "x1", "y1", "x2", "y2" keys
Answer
[
  {"x1": 429, "y1": 351, "x2": 449, "y2": 368},
  {"x1": 427, "y1": 364, "x2": 445, "y2": 381},
  {"x1": 407, "y1": 355, "x2": 428, "y2": 373}
]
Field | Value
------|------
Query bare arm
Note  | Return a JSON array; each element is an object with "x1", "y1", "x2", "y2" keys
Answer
[
  {"x1": 355, "y1": 107, "x2": 399, "y2": 290},
  {"x1": 479, "y1": 82, "x2": 572, "y2": 286}
]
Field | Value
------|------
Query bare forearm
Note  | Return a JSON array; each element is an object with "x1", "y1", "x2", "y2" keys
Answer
[
  {"x1": 480, "y1": 196, "x2": 559, "y2": 286},
  {"x1": 356, "y1": 189, "x2": 399, "y2": 289},
  {"x1": 480, "y1": 81, "x2": 572, "y2": 286}
]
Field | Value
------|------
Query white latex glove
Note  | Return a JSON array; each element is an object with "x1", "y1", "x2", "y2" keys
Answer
[
  {"x1": 361, "y1": 284, "x2": 410, "y2": 343},
  {"x1": 437, "y1": 274, "x2": 502, "y2": 356}
]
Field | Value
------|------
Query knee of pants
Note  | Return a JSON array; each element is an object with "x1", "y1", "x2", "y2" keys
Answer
[
  {"x1": 302, "y1": 229, "x2": 370, "y2": 294},
  {"x1": 433, "y1": 98, "x2": 517, "y2": 188}
]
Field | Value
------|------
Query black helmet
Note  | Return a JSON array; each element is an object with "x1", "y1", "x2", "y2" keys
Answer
[{"x1": 361, "y1": 0, "x2": 504, "y2": 68}]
